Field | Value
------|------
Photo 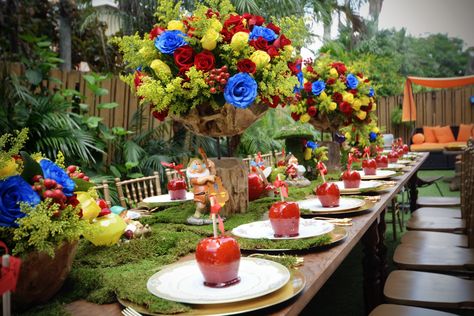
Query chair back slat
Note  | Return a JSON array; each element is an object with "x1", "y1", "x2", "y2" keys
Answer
[
  {"x1": 93, "y1": 180, "x2": 112, "y2": 207},
  {"x1": 115, "y1": 171, "x2": 162, "y2": 208}
]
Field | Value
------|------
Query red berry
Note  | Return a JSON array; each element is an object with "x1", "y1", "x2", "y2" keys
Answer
[
  {"x1": 124, "y1": 230, "x2": 134, "y2": 240},
  {"x1": 225, "y1": 73, "x2": 230, "y2": 79},
  {"x1": 51, "y1": 189, "x2": 64, "y2": 200},
  {"x1": 44, "y1": 179, "x2": 57, "y2": 189},
  {"x1": 221, "y1": 65, "x2": 228, "y2": 72},
  {"x1": 77, "y1": 172, "x2": 84, "y2": 179},
  {"x1": 67, "y1": 165, "x2": 77, "y2": 173},
  {"x1": 56, "y1": 184, "x2": 63, "y2": 190},
  {"x1": 43, "y1": 190, "x2": 54, "y2": 199},
  {"x1": 32, "y1": 175, "x2": 43, "y2": 183},
  {"x1": 209, "y1": 74, "x2": 215, "y2": 80},
  {"x1": 220, "y1": 79, "x2": 227, "y2": 85},
  {"x1": 35, "y1": 184, "x2": 42, "y2": 191},
  {"x1": 210, "y1": 87, "x2": 217, "y2": 93},
  {"x1": 83, "y1": 176, "x2": 90, "y2": 181},
  {"x1": 208, "y1": 80, "x2": 215, "y2": 86}
]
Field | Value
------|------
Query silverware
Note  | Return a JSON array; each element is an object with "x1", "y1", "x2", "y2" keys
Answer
[
  {"x1": 122, "y1": 306, "x2": 142, "y2": 316},
  {"x1": 313, "y1": 217, "x2": 353, "y2": 226}
]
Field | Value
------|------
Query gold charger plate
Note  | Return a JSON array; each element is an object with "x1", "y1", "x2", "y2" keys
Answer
[
  {"x1": 118, "y1": 269, "x2": 305, "y2": 316},
  {"x1": 300, "y1": 199, "x2": 375, "y2": 216},
  {"x1": 238, "y1": 226, "x2": 348, "y2": 252}
]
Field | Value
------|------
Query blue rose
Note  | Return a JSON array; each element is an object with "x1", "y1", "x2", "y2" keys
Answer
[
  {"x1": 293, "y1": 71, "x2": 304, "y2": 93},
  {"x1": 224, "y1": 73, "x2": 258, "y2": 109},
  {"x1": 368, "y1": 87, "x2": 374, "y2": 97},
  {"x1": 249, "y1": 26, "x2": 277, "y2": 42},
  {"x1": 154, "y1": 30, "x2": 187, "y2": 55},
  {"x1": 346, "y1": 74, "x2": 359, "y2": 89},
  {"x1": 40, "y1": 160, "x2": 76, "y2": 196},
  {"x1": 306, "y1": 141, "x2": 318, "y2": 149},
  {"x1": 311, "y1": 80, "x2": 326, "y2": 96},
  {"x1": 369, "y1": 132, "x2": 377, "y2": 142},
  {"x1": 0, "y1": 175, "x2": 40, "y2": 227}
]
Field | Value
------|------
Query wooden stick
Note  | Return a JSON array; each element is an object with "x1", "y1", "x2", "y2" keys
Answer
[
  {"x1": 210, "y1": 197, "x2": 217, "y2": 238},
  {"x1": 2, "y1": 254, "x2": 11, "y2": 316},
  {"x1": 277, "y1": 174, "x2": 285, "y2": 202}
]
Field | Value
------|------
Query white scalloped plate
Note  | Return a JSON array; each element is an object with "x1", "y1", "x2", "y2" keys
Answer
[
  {"x1": 330, "y1": 180, "x2": 383, "y2": 194},
  {"x1": 356, "y1": 170, "x2": 397, "y2": 180},
  {"x1": 297, "y1": 197, "x2": 365, "y2": 213}
]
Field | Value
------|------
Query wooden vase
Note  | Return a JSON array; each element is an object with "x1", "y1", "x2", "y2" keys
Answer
[
  {"x1": 13, "y1": 241, "x2": 78, "y2": 309},
  {"x1": 211, "y1": 158, "x2": 248, "y2": 216}
]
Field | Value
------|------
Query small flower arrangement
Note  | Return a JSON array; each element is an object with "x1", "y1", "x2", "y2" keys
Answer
[
  {"x1": 289, "y1": 55, "x2": 377, "y2": 132},
  {"x1": 113, "y1": 0, "x2": 298, "y2": 122}
]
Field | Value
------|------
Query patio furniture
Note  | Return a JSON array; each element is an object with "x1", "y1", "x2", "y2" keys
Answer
[
  {"x1": 401, "y1": 231, "x2": 468, "y2": 248},
  {"x1": 416, "y1": 196, "x2": 461, "y2": 207},
  {"x1": 93, "y1": 180, "x2": 112, "y2": 207},
  {"x1": 115, "y1": 172, "x2": 162, "y2": 208},
  {"x1": 369, "y1": 304, "x2": 458, "y2": 316},
  {"x1": 411, "y1": 207, "x2": 461, "y2": 219}
]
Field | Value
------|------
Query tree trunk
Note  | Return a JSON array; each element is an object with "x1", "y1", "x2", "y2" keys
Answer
[
  {"x1": 369, "y1": 0, "x2": 384, "y2": 30},
  {"x1": 323, "y1": 20, "x2": 332, "y2": 43},
  {"x1": 211, "y1": 158, "x2": 248, "y2": 217},
  {"x1": 320, "y1": 141, "x2": 341, "y2": 172},
  {"x1": 59, "y1": 0, "x2": 73, "y2": 71}
]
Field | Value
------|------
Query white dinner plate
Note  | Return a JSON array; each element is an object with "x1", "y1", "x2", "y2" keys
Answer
[
  {"x1": 331, "y1": 180, "x2": 383, "y2": 194},
  {"x1": 382, "y1": 163, "x2": 405, "y2": 170},
  {"x1": 142, "y1": 192, "x2": 194, "y2": 203},
  {"x1": 356, "y1": 170, "x2": 397, "y2": 180},
  {"x1": 231, "y1": 218, "x2": 334, "y2": 240},
  {"x1": 396, "y1": 159, "x2": 412, "y2": 164},
  {"x1": 297, "y1": 197, "x2": 365, "y2": 213},
  {"x1": 147, "y1": 258, "x2": 290, "y2": 304}
]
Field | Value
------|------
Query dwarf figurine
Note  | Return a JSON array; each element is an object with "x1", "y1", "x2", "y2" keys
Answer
[
  {"x1": 186, "y1": 157, "x2": 216, "y2": 225},
  {"x1": 285, "y1": 154, "x2": 311, "y2": 187}
]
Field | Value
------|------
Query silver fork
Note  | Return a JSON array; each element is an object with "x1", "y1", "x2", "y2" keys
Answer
[{"x1": 122, "y1": 306, "x2": 142, "y2": 316}]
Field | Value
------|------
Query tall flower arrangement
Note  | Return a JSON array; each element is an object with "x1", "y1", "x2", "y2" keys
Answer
[
  {"x1": 113, "y1": 0, "x2": 298, "y2": 123},
  {"x1": 289, "y1": 55, "x2": 378, "y2": 133}
]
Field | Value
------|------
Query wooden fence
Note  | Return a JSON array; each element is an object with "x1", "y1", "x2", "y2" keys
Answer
[{"x1": 376, "y1": 85, "x2": 474, "y2": 142}]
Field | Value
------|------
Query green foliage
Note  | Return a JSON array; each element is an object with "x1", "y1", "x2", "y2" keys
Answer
[{"x1": 0, "y1": 129, "x2": 28, "y2": 170}]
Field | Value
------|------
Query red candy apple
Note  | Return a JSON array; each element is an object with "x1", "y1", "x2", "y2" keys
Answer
[
  {"x1": 342, "y1": 170, "x2": 361, "y2": 188},
  {"x1": 168, "y1": 178, "x2": 187, "y2": 200},
  {"x1": 315, "y1": 182, "x2": 340, "y2": 207},
  {"x1": 387, "y1": 151, "x2": 399, "y2": 163},
  {"x1": 375, "y1": 155, "x2": 388, "y2": 168},
  {"x1": 248, "y1": 173, "x2": 265, "y2": 201},
  {"x1": 269, "y1": 201, "x2": 300, "y2": 237},
  {"x1": 402, "y1": 144, "x2": 409, "y2": 154},
  {"x1": 362, "y1": 159, "x2": 377, "y2": 175},
  {"x1": 195, "y1": 236, "x2": 241, "y2": 287}
]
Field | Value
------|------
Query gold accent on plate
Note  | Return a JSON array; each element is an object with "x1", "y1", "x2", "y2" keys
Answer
[
  {"x1": 118, "y1": 269, "x2": 306, "y2": 316},
  {"x1": 300, "y1": 199, "x2": 375, "y2": 216}
]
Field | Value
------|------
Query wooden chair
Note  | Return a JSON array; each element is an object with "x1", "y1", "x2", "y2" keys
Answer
[
  {"x1": 242, "y1": 155, "x2": 253, "y2": 171},
  {"x1": 115, "y1": 172, "x2": 162, "y2": 208},
  {"x1": 164, "y1": 168, "x2": 190, "y2": 189},
  {"x1": 411, "y1": 207, "x2": 461, "y2": 219},
  {"x1": 369, "y1": 304, "x2": 458, "y2": 316},
  {"x1": 258, "y1": 152, "x2": 274, "y2": 167},
  {"x1": 93, "y1": 180, "x2": 112, "y2": 207},
  {"x1": 401, "y1": 231, "x2": 468, "y2": 248}
]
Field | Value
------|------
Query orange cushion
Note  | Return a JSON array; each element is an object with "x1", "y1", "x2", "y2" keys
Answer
[
  {"x1": 412, "y1": 133, "x2": 425, "y2": 144},
  {"x1": 457, "y1": 123, "x2": 473, "y2": 142},
  {"x1": 423, "y1": 126, "x2": 438, "y2": 143},
  {"x1": 433, "y1": 125, "x2": 455, "y2": 143}
]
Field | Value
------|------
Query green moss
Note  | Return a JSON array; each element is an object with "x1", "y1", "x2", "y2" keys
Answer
[{"x1": 238, "y1": 233, "x2": 332, "y2": 250}]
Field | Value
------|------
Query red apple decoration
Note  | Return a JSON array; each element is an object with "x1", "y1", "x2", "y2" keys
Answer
[
  {"x1": 315, "y1": 182, "x2": 340, "y2": 207},
  {"x1": 397, "y1": 148, "x2": 404, "y2": 158},
  {"x1": 387, "y1": 151, "x2": 399, "y2": 163},
  {"x1": 196, "y1": 236, "x2": 241, "y2": 287},
  {"x1": 342, "y1": 170, "x2": 361, "y2": 188},
  {"x1": 248, "y1": 173, "x2": 265, "y2": 201},
  {"x1": 375, "y1": 155, "x2": 388, "y2": 168},
  {"x1": 269, "y1": 201, "x2": 300, "y2": 237},
  {"x1": 362, "y1": 159, "x2": 377, "y2": 175},
  {"x1": 168, "y1": 178, "x2": 187, "y2": 200},
  {"x1": 402, "y1": 144, "x2": 409, "y2": 154}
]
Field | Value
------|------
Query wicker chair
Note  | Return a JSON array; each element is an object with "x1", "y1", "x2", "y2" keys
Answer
[{"x1": 115, "y1": 172, "x2": 162, "y2": 208}]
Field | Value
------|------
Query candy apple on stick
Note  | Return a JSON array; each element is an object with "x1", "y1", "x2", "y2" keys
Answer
[
  {"x1": 342, "y1": 153, "x2": 361, "y2": 189},
  {"x1": 315, "y1": 162, "x2": 340, "y2": 207},
  {"x1": 375, "y1": 146, "x2": 388, "y2": 168},
  {"x1": 161, "y1": 161, "x2": 187, "y2": 200},
  {"x1": 362, "y1": 147, "x2": 377, "y2": 175},
  {"x1": 269, "y1": 175, "x2": 300, "y2": 237}
]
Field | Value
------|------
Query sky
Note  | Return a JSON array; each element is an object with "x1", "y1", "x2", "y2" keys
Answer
[{"x1": 302, "y1": 0, "x2": 474, "y2": 59}]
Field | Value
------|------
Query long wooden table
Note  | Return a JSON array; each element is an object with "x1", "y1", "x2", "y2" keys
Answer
[{"x1": 66, "y1": 153, "x2": 429, "y2": 316}]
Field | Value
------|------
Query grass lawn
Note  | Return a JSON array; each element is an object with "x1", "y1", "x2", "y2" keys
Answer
[{"x1": 301, "y1": 169, "x2": 467, "y2": 315}]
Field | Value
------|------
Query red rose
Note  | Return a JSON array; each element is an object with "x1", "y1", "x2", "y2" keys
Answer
[
  {"x1": 306, "y1": 97, "x2": 316, "y2": 106},
  {"x1": 287, "y1": 59, "x2": 301, "y2": 75},
  {"x1": 174, "y1": 45, "x2": 195, "y2": 71},
  {"x1": 349, "y1": 89, "x2": 358, "y2": 95},
  {"x1": 331, "y1": 62, "x2": 347, "y2": 75},
  {"x1": 304, "y1": 82, "x2": 312, "y2": 93},
  {"x1": 221, "y1": 15, "x2": 247, "y2": 41},
  {"x1": 326, "y1": 78, "x2": 336, "y2": 85},
  {"x1": 356, "y1": 72, "x2": 363, "y2": 78},
  {"x1": 149, "y1": 26, "x2": 165, "y2": 40},
  {"x1": 266, "y1": 22, "x2": 280, "y2": 34},
  {"x1": 249, "y1": 37, "x2": 268, "y2": 50},
  {"x1": 134, "y1": 71, "x2": 144, "y2": 88},
  {"x1": 339, "y1": 102, "x2": 352, "y2": 115},
  {"x1": 271, "y1": 95, "x2": 281, "y2": 108},
  {"x1": 237, "y1": 59, "x2": 256, "y2": 74},
  {"x1": 267, "y1": 46, "x2": 279, "y2": 58},
  {"x1": 306, "y1": 65, "x2": 314, "y2": 73},
  {"x1": 307, "y1": 106, "x2": 317, "y2": 117},
  {"x1": 194, "y1": 50, "x2": 215, "y2": 72},
  {"x1": 291, "y1": 112, "x2": 301, "y2": 121},
  {"x1": 247, "y1": 15, "x2": 265, "y2": 29},
  {"x1": 152, "y1": 109, "x2": 168, "y2": 121},
  {"x1": 274, "y1": 34, "x2": 291, "y2": 49},
  {"x1": 206, "y1": 8, "x2": 220, "y2": 18},
  {"x1": 332, "y1": 92, "x2": 343, "y2": 104}
]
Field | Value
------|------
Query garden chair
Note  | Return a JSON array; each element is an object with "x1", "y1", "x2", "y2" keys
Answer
[
  {"x1": 369, "y1": 304, "x2": 458, "y2": 316},
  {"x1": 242, "y1": 155, "x2": 253, "y2": 171},
  {"x1": 115, "y1": 172, "x2": 162, "y2": 209},
  {"x1": 93, "y1": 180, "x2": 112, "y2": 207},
  {"x1": 257, "y1": 152, "x2": 274, "y2": 167},
  {"x1": 164, "y1": 168, "x2": 190, "y2": 189}
]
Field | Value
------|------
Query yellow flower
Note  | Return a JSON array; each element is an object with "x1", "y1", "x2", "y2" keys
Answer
[
  {"x1": 352, "y1": 99, "x2": 361, "y2": 111},
  {"x1": 230, "y1": 32, "x2": 249, "y2": 51},
  {"x1": 372, "y1": 126, "x2": 380, "y2": 134},
  {"x1": 360, "y1": 96, "x2": 370, "y2": 106},
  {"x1": 328, "y1": 102, "x2": 337, "y2": 111},
  {"x1": 329, "y1": 68, "x2": 338, "y2": 78},
  {"x1": 318, "y1": 91, "x2": 328, "y2": 101},
  {"x1": 300, "y1": 113, "x2": 311, "y2": 123},
  {"x1": 345, "y1": 132, "x2": 352, "y2": 141},
  {"x1": 371, "y1": 103, "x2": 377, "y2": 111},
  {"x1": 167, "y1": 20, "x2": 186, "y2": 33},
  {"x1": 304, "y1": 147, "x2": 312, "y2": 160},
  {"x1": 250, "y1": 50, "x2": 270, "y2": 70},
  {"x1": 150, "y1": 59, "x2": 171, "y2": 76},
  {"x1": 290, "y1": 104, "x2": 298, "y2": 112},
  {"x1": 284, "y1": 45, "x2": 294, "y2": 53},
  {"x1": 201, "y1": 29, "x2": 219, "y2": 50},
  {"x1": 343, "y1": 92, "x2": 354, "y2": 104},
  {"x1": 209, "y1": 18, "x2": 223, "y2": 32},
  {"x1": 356, "y1": 110, "x2": 367, "y2": 120},
  {"x1": 0, "y1": 158, "x2": 17, "y2": 179}
]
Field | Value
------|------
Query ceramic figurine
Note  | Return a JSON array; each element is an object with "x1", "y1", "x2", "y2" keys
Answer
[{"x1": 284, "y1": 154, "x2": 311, "y2": 187}]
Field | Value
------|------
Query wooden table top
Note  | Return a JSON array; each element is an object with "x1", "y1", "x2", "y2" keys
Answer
[{"x1": 66, "y1": 153, "x2": 429, "y2": 316}]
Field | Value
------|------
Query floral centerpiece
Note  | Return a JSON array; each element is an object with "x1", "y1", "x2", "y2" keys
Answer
[
  {"x1": 289, "y1": 55, "x2": 377, "y2": 133},
  {"x1": 113, "y1": 0, "x2": 298, "y2": 137}
]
